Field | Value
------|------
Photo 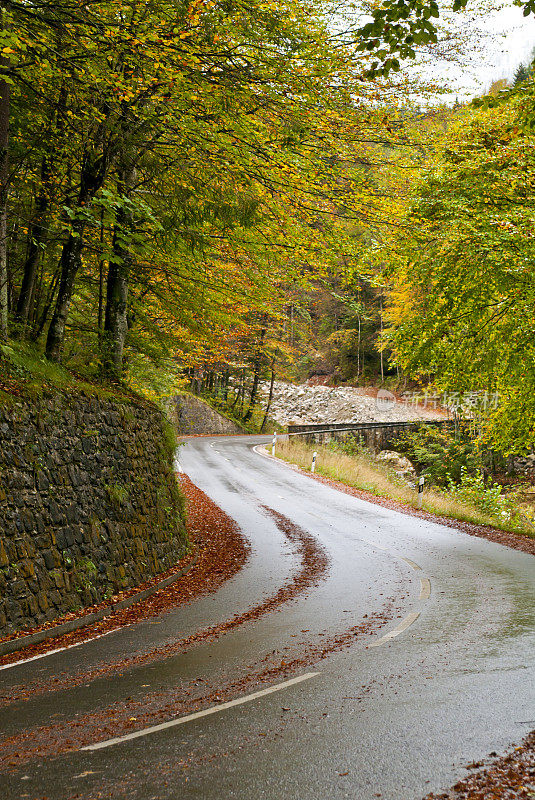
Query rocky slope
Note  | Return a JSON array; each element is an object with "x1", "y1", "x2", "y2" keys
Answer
[{"x1": 260, "y1": 382, "x2": 446, "y2": 426}]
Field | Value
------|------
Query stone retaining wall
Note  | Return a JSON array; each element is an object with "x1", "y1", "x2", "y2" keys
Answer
[
  {"x1": 0, "y1": 392, "x2": 187, "y2": 636},
  {"x1": 167, "y1": 393, "x2": 242, "y2": 435}
]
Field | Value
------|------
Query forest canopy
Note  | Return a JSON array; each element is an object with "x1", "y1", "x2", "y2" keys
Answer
[
  {"x1": 0, "y1": 0, "x2": 419, "y2": 384},
  {"x1": 1, "y1": 0, "x2": 535, "y2": 449},
  {"x1": 378, "y1": 84, "x2": 535, "y2": 451}
]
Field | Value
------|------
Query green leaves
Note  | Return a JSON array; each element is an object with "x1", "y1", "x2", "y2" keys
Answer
[
  {"x1": 383, "y1": 95, "x2": 535, "y2": 450},
  {"x1": 6, "y1": 0, "x2": 409, "y2": 377},
  {"x1": 356, "y1": 0, "x2": 530, "y2": 76}
]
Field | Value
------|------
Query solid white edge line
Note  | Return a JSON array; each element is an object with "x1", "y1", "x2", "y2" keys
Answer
[
  {"x1": 81, "y1": 672, "x2": 320, "y2": 751},
  {"x1": 0, "y1": 629, "x2": 118, "y2": 671},
  {"x1": 368, "y1": 612, "x2": 420, "y2": 647},
  {"x1": 252, "y1": 444, "x2": 301, "y2": 473}
]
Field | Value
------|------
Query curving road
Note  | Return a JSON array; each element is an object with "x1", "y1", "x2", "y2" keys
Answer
[{"x1": 0, "y1": 434, "x2": 534, "y2": 800}]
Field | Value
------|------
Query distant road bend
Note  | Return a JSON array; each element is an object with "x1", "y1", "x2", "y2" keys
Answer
[{"x1": 0, "y1": 434, "x2": 533, "y2": 800}]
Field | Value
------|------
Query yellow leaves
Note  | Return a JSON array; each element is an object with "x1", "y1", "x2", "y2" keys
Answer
[{"x1": 4, "y1": 0, "x2": 421, "y2": 381}]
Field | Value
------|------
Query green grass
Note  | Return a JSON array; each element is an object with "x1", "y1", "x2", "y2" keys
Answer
[
  {"x1": 1, "y1": 341, "x2": 74, "y2": 390},
  {"x1": 275, "y1": 439, "x2": 535, "y2": 539},
  {"x1": 104, "y1": 482, "x2": 130, "y2": 506},
  {"x1": 0, "y1": 339, "x2": 146, "y2": 405}
]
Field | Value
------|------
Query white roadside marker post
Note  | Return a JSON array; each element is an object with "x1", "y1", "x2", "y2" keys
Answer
[
  {"x1": 417, "y1": 475, "x2": 425, "y2": 508},
  {"x1": 272, "y1": 432, "x2": 277, "y2": 457},
  {"x1": 311, "y1": 451, "x2": 317, "y2": 473}
]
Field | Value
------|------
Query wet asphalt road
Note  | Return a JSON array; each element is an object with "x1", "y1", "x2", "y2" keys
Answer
[{"x1": 0, "y1": 434, "x2": 534, "y2": 800}]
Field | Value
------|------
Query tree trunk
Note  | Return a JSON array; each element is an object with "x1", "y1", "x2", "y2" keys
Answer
[
  {"x1": 16, "y1": 76, "x2": 67, "y2": 332},
  {"x1": 102, "y1": 165, "x2": 135, "y2": 378},
  {"x1": 244, "y1": 328, "x2": 266, "y2": 421},
  {"x1": 31, "y1": 265, "x2": 60, "y2": 341},
  {"x1": 379, "y1": 295, "x2": 384, "y2": 383},
  {"x1": 45, "y1": 147, "x2": 109, "y2": 362},
  {"x1": 231, "y1": 370, "x2": 244, "y2": 411},
  {"x1": 0, "y1": 9, "x2": 10, "y2": 342},
  {"x1": 260, "y1": 362, "x2": 275, "y2": 432},
  {"x1": 15, "y1": 157, "x2": 51, "y2": 329},
  {"x1": 356, "y1": 315, "x2": 361, "y2": 382},
  {"x1": 45, "y1": 226, "x2": 83, "y2": 361},
  {"x1": 98, "y1": 260, "x2": 105, "y2": 336},
  {"x1": 102, "y1": 223, "x2": 130, "y2": 377}
]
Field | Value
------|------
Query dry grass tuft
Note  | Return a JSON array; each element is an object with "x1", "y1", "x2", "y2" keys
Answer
[{"x1": 276, "y1": 439, "x2": 533, "y2": 535}]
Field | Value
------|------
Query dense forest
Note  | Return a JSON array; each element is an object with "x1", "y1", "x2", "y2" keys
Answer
[
  {"x1": 1, "y1": 0, "x2": 534, "y2": 450},
  {"x1": 0, "y1": 0, "x2": 404, "y2": 383}
]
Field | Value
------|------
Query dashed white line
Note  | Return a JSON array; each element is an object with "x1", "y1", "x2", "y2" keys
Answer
[
  {"x1": 368, "y1": 612, "x2": 421, "y2": 648},
  {"x1": 81, "y1": 672, "x2": 320, "y2": 751},
  {"x1": 401, "y1": 557, "x2": 422, "y2": 571},
  {"x1": 368, "y1": 555, "x2": 431, "y2": 646},
  {"x1": 239, "y1": 442, "x2": 433, "y2": 649},
  {"x1": 419, "y1": 577, "x2": 431, "y2": 601}
]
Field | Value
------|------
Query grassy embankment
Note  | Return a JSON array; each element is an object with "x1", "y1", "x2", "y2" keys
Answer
[
  {"x1": 0, "y1": 337, "x2": 181, "y2": 463},
  {"x1": 0, "y1": 339, "x2": 144, "y2": 402},
  {"x1": 275, "y1": 438, "x2": 535, "y2": 539}
]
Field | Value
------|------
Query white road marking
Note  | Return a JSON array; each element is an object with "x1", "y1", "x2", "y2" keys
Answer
[
  {"x1": 81, "y1": 672, "x2": 320, "y2": 751},
  {"x1": 401, "y1": 557, "x2": 422, "y2": 571},
  {"x1": 0, "y1": 629, "x2": 118, "y2": 672},
  {"x1": 252, "y1": 443, "x2": 434, "y2": 648},
  {"x1": 253, "y1": 444, "x2": 270, "y2": 457},
  {"x1": 419, "y1": 577, "x2": 431, "y2": 601},
  {"x1": 368, "y1": 612, "x2": 421, "y2": 647}
]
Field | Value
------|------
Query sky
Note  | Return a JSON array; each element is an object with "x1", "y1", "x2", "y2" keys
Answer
[
  {"x1": 479, "y1": 3, "x2": 535, "y2": 84},
  {"x1": 442, "y1": 1, "x2": 535, "y2": 97}
]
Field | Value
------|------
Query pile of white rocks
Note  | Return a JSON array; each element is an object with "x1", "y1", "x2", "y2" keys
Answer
[
  {"x1": 376, "y1": 450, "x2": 417, "y2": 486},
  {"x1": 259, "y1": 381, "x2": 445, "y2": 426},
  {"x1": 513, "y1": 454, "x2": 535, "y2": 474}
]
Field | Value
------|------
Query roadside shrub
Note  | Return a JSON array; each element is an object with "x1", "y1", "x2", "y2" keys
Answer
[
  {"x1": 446, "y1": 467, "x2": 505, "y2": 516},
  {"x1": 393, "y1": 424, "x2": 481, "y2": 487},
  {"x1": 329, "y1": 434, "x2": 366, "y2": 457}
]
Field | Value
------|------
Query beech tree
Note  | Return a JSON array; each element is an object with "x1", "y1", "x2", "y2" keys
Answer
[
  {"x1": 1, "y1": 0, "x2": 496, "y2": 387},
  {"x1": 381, "y1": 94, "x2": 535, "y2": 451},
  {"x1": 2, "y1": 0, "x2": 409, "y2": 369}
]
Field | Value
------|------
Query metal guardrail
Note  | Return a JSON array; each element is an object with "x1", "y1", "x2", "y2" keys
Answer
[
  {"x1": 283, "y1": 420, "x2": 453, "y2": 453},
  {"x1": 286, "y1": 420, "x2": 450, "y2": 436}
]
